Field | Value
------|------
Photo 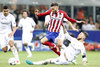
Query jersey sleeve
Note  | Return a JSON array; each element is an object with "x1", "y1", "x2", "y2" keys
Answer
[
  {"x1": 80, "y1": 44, "x2": 87, "y2": 62},
  {"x1": 11, "y1": 15, "x2": 16, "y2": 27},
  {"x1": 64, "y1": 33, "x2": 76, "y2": 42},
  {"x1": 63, "y1": 18, "x2": 68, "y2": 22},
  {"x1": 45, "y1": 15, "x2": 50, "y2": 24},
  {"x1": 18, "y1": 19, "x2": 22, "y2": 27},
  {"x1": 30, "y1": 18, "x2": 36, "y2": 27},
  {"x1": 38, "y1": 10, "x2": 52, "y2": 17},
  {"x1": 63, "y1": 11, "x2": 76, "y2": 23}
]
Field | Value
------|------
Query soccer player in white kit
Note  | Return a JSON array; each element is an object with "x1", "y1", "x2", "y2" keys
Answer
[
  {"x1": 17, "y1": 10, "x2": 36, "y2": 57},
  {"x1": 44, "y1": 15, "x2": 78, "y2": 56},
  {"x1": 0, "y1": 6, "x2": 20, "y2": 64},
  {"x1": 26, "y1": 31, "x2": 88, "y2": 65}
]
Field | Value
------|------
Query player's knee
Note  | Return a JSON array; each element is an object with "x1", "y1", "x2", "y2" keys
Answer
[
  {"x1": 24, "y1": 43, "x2": 28, "y2": 46},
  {"x1": 3, "y1": 50, "x2": 7, "y2": 52},
  {"x1": 40, "y1": 37, "x2": 48, "y2": 44}
]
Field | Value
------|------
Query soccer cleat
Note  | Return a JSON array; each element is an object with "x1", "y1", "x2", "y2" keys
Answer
[
  {"x1": 16, "y1": 60, "x2": 20, "y2": 64},
  {"x1": 26, "y1": 60, "x2": 33, "y2": 65}
]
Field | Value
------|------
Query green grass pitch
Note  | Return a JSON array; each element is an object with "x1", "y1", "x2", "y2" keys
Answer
[{"x1": 0, "y1": 51, "x2": 100, "y2": 67}]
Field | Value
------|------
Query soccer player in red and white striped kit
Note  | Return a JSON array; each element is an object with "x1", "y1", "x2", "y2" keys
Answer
[{"x1": 35, "y1": 2, "x2": 84, "y2": 54}]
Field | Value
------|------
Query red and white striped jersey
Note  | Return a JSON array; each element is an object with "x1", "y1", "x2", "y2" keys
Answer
[{"x1": 38, "y1": 9, "x2": 76, "y2": 32}]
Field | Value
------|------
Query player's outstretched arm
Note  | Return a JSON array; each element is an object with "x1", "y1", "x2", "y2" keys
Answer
[
  {"x1": 66, "y1": 21, "x2": 79, "y2": 32},
  {"x1": 76, "y1": 20, "x2": 85, "y2": 23},
  {"x1": 81, "y1": 46, "x2": 87, "y2": 65},
  {"x1": 8, "y1": 26, "x2": 16, "y2": 37},
  {"x1": 64, "y1": 11, "x2": 85, "y2": 23}
]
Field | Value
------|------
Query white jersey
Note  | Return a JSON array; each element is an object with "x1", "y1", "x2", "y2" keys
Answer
[
  {"x1": 18, "y1": 17, "x2": 36, "y2": 44},
  {"x1": 18, "y1": 17, "x2": 36, "y2": 35},
  {"x1": 64, "y1": 33, "x2": 87, "y2": 62},
  {"x1": 0, "y1": 12, "x2": 16, "y2": 34}
]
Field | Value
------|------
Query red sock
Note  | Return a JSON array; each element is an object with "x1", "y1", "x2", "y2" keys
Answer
[
  {"x1": 43, "y1": 41, "x2": 55, "y2": 47},
  {"x1": 51, "y1": 48, "x2": 61, "y2": 56}
]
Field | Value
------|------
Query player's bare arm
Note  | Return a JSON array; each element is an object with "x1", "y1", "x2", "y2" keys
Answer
[
  {"x1": 66, "y1": 21, "x2": 79, "y2": 32},
  {"x1": 76, "y1": 20, "x2": 85, "y2": 23},
  {"x1": 30, "y1": 26, "x2": 35, "y2": 33},
  {"x1": 8, "y1": 26, "x2": 16, "y2": 37}
]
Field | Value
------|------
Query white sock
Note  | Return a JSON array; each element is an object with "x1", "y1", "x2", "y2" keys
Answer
[
  {"x1": 34, "y1": 59, "x2": 51, "y2": 65},
  {"x1": 28, "y1": 43, "x2": 34, "y2": 51},
  {"x1": 24, "y1": 46, "x2": 32, "y2": 56},
  {"x1": 11, "y1": 46, "x2": 19, "y2": 60},
  {"x1": 34, "y1": 61, "x2": 46, "y2": 65}
]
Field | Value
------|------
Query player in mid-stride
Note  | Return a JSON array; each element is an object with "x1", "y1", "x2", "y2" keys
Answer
[
  {"x1": 0, "y1": 6, "x2": 20, "y2": 64},
  {"x1": 34, "y1": 2, "x2": 84, "y2": 52},
  {"x1": 26, "y1": 31, "x2": 88, "y2": 65},
  {"x1": 17, "y1": 10, "x2": 36, "y2": 57}
]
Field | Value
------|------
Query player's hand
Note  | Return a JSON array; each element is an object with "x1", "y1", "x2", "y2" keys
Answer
[
  {"x1": 77, "y1": 21, "x2": 85, "y2": 23},
  {"x1": 8, "y1": 33, "x2": 14, "y2": 37},
  {"x1": 34, "y1": 9, "x2": 39, "y2": 15},
  {"x1": 44, "y1": 23, "x2": 48, "y2": 26}
]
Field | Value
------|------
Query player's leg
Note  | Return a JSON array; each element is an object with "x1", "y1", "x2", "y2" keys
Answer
[
  {"x1": 41, "y1": 36, "x2": 60, "y2": 55},
  {"x1": 23, "y1": 35, "x2": 33, "y2": 57},
  {"x1": 24, "y1": 43, "x2": 32, "y2": 57},
  {"x1": 54, "y1": 51, "x2": 70, "y2": 65},
  {"x1": 50, "y1": 35, "x2": 65, "y2": 56},
  {"x1": 7, "y1": 33, "x2": 20, "y2": 64},
  {"x1": 41, "y1": 32, "x2": 59, "y2": 48},
  {"x1": 26, "y1": 58, "x2": 55, "y2": 65},
  {"x1": 28, "y1": 34, "x2": 34, "y2": 51},
  {"x1": 40, "y1": 37, "x2": 56, "y2": 48},
  {"x1": 50, "y1": 46, "x2": 61, "y2": 56},
  {"x1": 9, "y1": 40, "x2": 20, "y2": 64},
  {"x1": 0, "y1": 35, "x2": 10, "y2": 52}
]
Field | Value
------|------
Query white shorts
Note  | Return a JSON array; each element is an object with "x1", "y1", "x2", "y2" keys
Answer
[
  {"x1": 51, "y1": 49, "x2": 71, "y2": 65},
  {"x1": 22, "y1": 33, "x2": 33, "y2": 44},
  {"x1": 64, "y1": 46, "x2": 75, "y2": 62},
  {"x1": 0, "y1": 33, "x2": 14, "y2": 49}
]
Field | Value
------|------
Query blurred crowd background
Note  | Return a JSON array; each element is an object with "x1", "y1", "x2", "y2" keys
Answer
[
  {"x1": 0, "y1": 0, "x2": 100, "y2": 31},
  {"x1": 0, "y1": 0, "x2": 100, "y2": 51}
]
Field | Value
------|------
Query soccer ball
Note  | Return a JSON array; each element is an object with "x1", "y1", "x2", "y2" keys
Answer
[{"x1": 8, "y1": 58, "x2": 17, "y2": 65}]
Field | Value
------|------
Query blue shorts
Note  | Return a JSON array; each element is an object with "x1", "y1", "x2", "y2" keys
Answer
[{"x1": 46, "y1": 32, "x2": 59, "y2": 43}]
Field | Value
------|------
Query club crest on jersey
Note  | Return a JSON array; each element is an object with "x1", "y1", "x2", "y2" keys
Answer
[{"x1": 51, "y1": 15, "x2": 62, "y2": 20}]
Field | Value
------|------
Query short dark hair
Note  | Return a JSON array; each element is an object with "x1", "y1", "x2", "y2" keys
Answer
[
  {"x1": 82, "y1": 31, "x2": 88, "y2": 39},
  {"x1": 51, "y1": 2, "x2": 59, "y2": 7},
  {"x1": 22, "y1": 9, "x2": 29, "y2": 15},
  {"x1": 3, "y1": 6, "x2": 8, "y2": 9}
]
